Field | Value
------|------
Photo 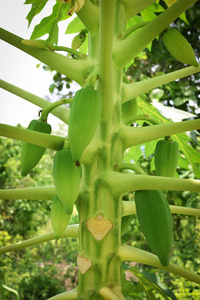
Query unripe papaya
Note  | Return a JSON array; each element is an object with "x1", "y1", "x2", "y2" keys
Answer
[
  {"x1": 53, "y1": 149, "x2": 81, "y2": 214},
  {"x1": 162, "y1": 29, "x2": 198, "y2": 67},
  {"x1": 68, "y1": 88, "x2": 102, "y2": 162},
  {"x1": 21, "y1": 119, "x2": 51, "y2": 177},
  {"x1": 135, "y1": 190, "x2": 173, "y2": 266},
  {"x1": 121, "y1": 99, "x2": 138, "y2": 119},
  {"x1": 71, "y1": 32, "x2": 86, "y2": 50},
  {"x1": 154, "y1": 138, "x2": 178, "y2": 177},
  {"x1": 51, "y1": 194, "x2": 71, "y2": 239}
]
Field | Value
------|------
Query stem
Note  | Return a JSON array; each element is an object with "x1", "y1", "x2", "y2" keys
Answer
[
  {"x1": 49, "y1": 45, "x2": 86, "y2": 59},
  {"x1": 98, "y1": 0, "x2": 116, "y2": 122},
  {"x1": 122, "y1": 201, "x2": 200, "y2": 217},
  {"x1": 0, "y1": 225, "x2": 79, "y2": 254},
  {"x1": 116, "y1": 163, "x2": 147, "y2": 175},
  {"x1": 2, "y1": 285, "x2": 19, "y2": 300},
  {"x1": 104, "y1": 172, "x2": 200, "y2": 196},
  {"x1": 119, "y1": 22, "x2": 149, "y2": 40},
  {"x1": 40, "y1": 98, "x2": 73, "y2": 122},
  {"x1": 76, "y1": 0, "x2": 99, "y2": 34},
  {"x1": 120, "y1": 119, "x2": 200, "y2": 149},
  {"x1": 113, "y1": 0, "x2": 198, "y2": 68},
  {"x1": 0, "y1": 79, "x2": 70, "y2": 124},
  {"x1": 123, "y1": 65, "x2": 200, "y2": 102},
  {"x1": 0, "y1": 123, "x2": 66, "y2": 151},
  {"x1": 0, "y1": 186, "x2": 55, "y2": 200},
  {"x1": 0, "y1": 28, "x2": 92, "y2": 86},
  {"x1": 118, "y1": 245, "x2": 200, "y2": 284},
  {"x1": 123, "y1": 114, "x2": 161, "y2": 126},
  {"x1": 47, "y1": 290, "x2": 77, "y2": 300}
]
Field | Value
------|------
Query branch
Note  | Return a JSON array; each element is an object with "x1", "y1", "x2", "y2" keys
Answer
[
  {"x1": 99, "y1": 286, "x2": 125, "y2": 300},
  {"x1": 0, "y1": 187, "x2": 55, "y2": 201},
  {"x1": 122, "y1": 201, "x2": 200, "y2": 217},
  {"x1": 0, "y1": 79, "x2": 70, "y2": 124},
  {"x1": 0, "y1": 28, "x2": 92, "y2": 86},
  {"x1": 104, "y1": 171, "x2": 200, "y2": 196},
  {"x1": 123, "y1": 0, "x2": 156, "y2": 20},
  {"x1": 47, "y1": 290, "x2": 77, "y2": 300},
  {"x1": 113, "y1": 0, "x2": 198, "y2": 68},
  {"x1": 76, "y1": 0, "x2": 99, "y2": 34},
  {"x1": 0, "y1": 225, "x2": 79, "y2": 254},
  {"x1": 123, "y1": 65, "x2": 200, "y2": 102},
  {"x1": 119, "y1": 119, "x2": 200, "y2": 149},
  {"x1": 118, "y1": 245, "x2": 200, "y2": 284},
  {"x1": 0, "y1": 123, "x2": 66, "y2": 151},
  {"x1": 98, "y1": 0, "x2": 116, "y2": 122}
]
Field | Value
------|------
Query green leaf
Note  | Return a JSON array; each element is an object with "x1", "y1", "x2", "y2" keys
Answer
[
  {"x1": 65, "y1": 17, "x2": 85, "y2": 34},
  {"x1": 123, "y1": 267, "x2": 177, "y2": 300},
  {"x1": 25, "y1": 0, "x2": 49, "y2": 27},
  {"x1": 31, "y1": 2, "x2": 70, "y2": 45},
  {"x1": 124, "y1": 145, "x2": 142, "y2": 163},
  {"x1": 145, "y1": 140, "x2": 158, "y2": 158}
]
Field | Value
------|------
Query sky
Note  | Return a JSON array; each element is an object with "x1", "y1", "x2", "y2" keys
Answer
[{"x1": 0, "y1": 0, "x2": 77, "y2": 131}]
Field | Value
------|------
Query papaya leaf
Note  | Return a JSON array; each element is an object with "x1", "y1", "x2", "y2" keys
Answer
[
  {"x1": 65, "y1": 17, "x2": 85, "y2": 34},
  {"x1": 124, "y1": 144, "x2": 142, "y2": 163},
  {"x1": 123, "y1": 266, "x2": 177, "y2": 300},
  {"x1": 25, "y1": 0, "x2": 49, "y2": 27},
  {"x1": 31, "y1": 2, "x2": 71, "y2": 45}
]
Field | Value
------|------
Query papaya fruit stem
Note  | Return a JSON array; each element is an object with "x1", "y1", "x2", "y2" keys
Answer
[
  {"x1": 115, "y1": 162, "x2": 147, "y2": 175},
  {"x1": 118, "y1": 21, "x2": 149, "y2": 40},
  {"x1": 123, "y1": 114, "x2": 161, "y2": 126},
  {"x1": 40, "y1": 98, "x2": 73, "y2": 122}
]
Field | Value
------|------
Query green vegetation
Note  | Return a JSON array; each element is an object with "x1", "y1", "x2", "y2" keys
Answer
[{"x1": 0, "y1": 0, "x2": 200, "y2": 299}]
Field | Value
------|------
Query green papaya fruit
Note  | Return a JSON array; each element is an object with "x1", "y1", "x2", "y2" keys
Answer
[
  {"x1": 154, "y1": 138, "x2": 178, "y2": 177},
  {"x1": 162, "y1": 29, "x2": 198, "y2": 67},
  {"x1": 121, "y1": 99, "x2": 138, "y2": 119},
  {"x1": 135, "y1": 190, "x2": 173, "y2": 266},
  {"x1": 51, "y1": 194, "x2": 71, "y2": 239},
  {"x1": 68, "y1": 87, "x2": 102, "y2": 162},
  {"x1": 21, "y1": 119, "x2": 51, "y2": 177},
  {"x1": 53, "y1": 149, "x2": 81, "y2": 214}
]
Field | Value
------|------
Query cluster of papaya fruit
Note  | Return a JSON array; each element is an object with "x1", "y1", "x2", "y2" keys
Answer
[
  {"x1": 134, "y1": 137, "x2": 179, "y2": 266},
  {"x1": 20, "y1": 87, "x2": 102, "y2": 238}
]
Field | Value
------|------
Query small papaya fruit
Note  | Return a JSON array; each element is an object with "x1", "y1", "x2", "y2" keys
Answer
[
  {"x1": 68, "y1": 87, "x2": 102, "y2": 162},
  {"x1": 51, "y1": 194, "x2": 71, "y2": 239},
  {"x1": 71, "y1": 32, "x2": 86, "y2": 50},
  {"x1": 162, "y1": 29, "x2": 198, "y2": 67},
  {"x1": 135, "y1": 189, "x2": 173, "y2": 266},
  {"x1": 154, "y1": 138, "x2": 178, "y2": 177},
  {"x1": 21, "y1": 119, "x2": 51, "y2": 176},
  {"x1": 53, "y1": 149, "x2": 81, "y2": 214}
]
